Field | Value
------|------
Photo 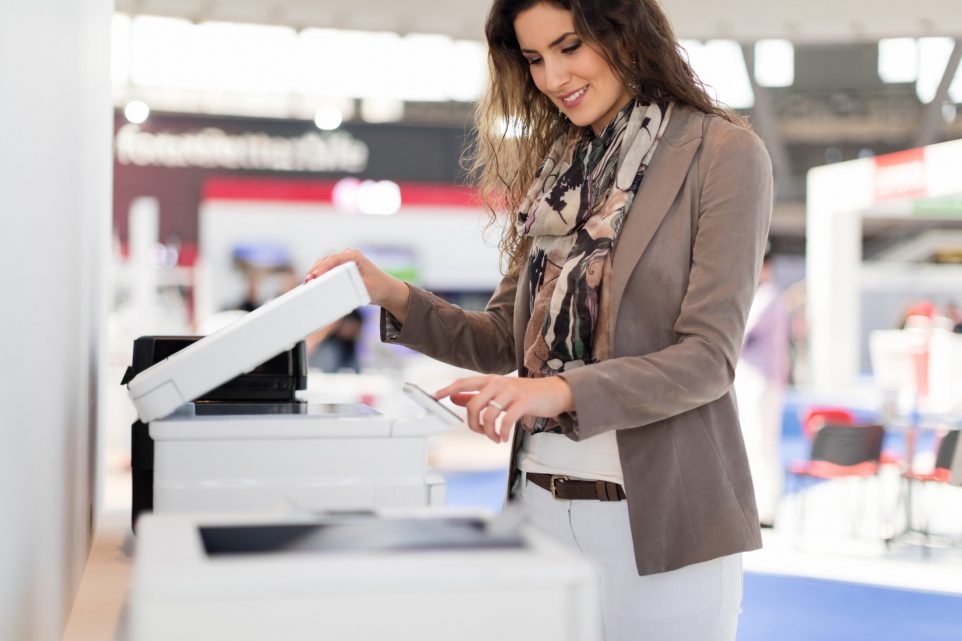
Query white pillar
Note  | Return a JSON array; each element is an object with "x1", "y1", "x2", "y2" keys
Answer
[
  {"x1": 806, "y1": 160, "x2": 873, "y2": 391},
  {"x1": 0, "y1": 1, "x2": 112, "y2": 640},
  {"x1": 130, "y1": 197, "x2": 160, "y2": 336}
]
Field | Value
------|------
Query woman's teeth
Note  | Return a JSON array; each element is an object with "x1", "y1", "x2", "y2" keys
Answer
[{"x1": 562, "y1": 86, "x2": 587, "y2": 106}]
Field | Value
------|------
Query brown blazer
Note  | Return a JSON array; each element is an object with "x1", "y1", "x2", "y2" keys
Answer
[{"x1": 382, "y1": 105, "x2": 773, "y2": 575}]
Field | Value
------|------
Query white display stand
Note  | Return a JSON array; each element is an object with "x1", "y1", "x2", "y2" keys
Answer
[
  {"x1": 129, "y1": 512, "x2": 602, "y2": 641},
  {"x1": 807, "y1": 138, "x2": 962, "y2": 390}
]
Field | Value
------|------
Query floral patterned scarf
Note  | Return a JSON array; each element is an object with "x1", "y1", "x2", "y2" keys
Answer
[{"x1": 518, "y1": 100, "x2": 671, "y2": 434}]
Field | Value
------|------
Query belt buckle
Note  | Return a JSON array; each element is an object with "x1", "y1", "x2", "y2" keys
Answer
[{"x1": 549, "y1": 475, "x2": 569, "y2": 500}]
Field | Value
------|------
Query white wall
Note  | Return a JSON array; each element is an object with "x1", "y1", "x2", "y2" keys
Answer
[{"x1": 0, "y1": 1, "x2": 112, "y2": 640}]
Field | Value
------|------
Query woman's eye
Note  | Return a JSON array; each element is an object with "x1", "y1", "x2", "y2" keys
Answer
[
  {"x1": 526, "y1": 57, "x2": 543, "y2": 66},
  {"x1": 561, "y1": 42, "x2": 582, "y2": 55}
]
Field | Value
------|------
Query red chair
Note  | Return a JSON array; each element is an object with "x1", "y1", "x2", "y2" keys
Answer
[
  {"x1": 799, "y1": 407, "x2": 856, "y2": 440},
  {"x1": 800, "y1": 406, "x2": 901, "y2": 466},
  {"x1": 901, "y1": 430, "x2": 960, "y2": 544},
  {"x1": 788, "y1": 423, "x2": 885, "y2": 535}
]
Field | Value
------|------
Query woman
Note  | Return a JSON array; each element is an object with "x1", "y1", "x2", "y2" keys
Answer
[{"x1": 306, "y1": 1, "x2": 772, "y2": 638}]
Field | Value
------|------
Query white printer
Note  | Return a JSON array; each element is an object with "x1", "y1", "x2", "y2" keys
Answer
[
  {"x1": 123, "y1": 263, "x2": 447, "y2": 522},
  {"x1": 129, "y1": 510, "x2": 603, "y2": 641}
]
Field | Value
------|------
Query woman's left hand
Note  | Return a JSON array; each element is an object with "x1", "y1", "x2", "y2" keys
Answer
[{"x1": 433, "y1": 375, "x2": 575, "y2": 443}]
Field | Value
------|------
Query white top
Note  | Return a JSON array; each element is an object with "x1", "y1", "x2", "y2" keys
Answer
[{"x1": 517, "y1": 430, "x2": 623, "y2": 485}]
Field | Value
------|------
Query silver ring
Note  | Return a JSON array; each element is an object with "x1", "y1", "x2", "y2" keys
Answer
[{"x1": 487, "y1": 399, "x2": 505, "y2": 412}]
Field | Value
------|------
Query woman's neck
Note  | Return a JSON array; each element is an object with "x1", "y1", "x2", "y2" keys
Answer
[{"x1": 590, "y1": 95, "x2": 635, "y2": 137}]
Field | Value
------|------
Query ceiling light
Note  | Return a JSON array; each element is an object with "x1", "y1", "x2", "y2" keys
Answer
[
  {"x1": 878, "y1": 38, "x2": 918, "y2": 84},
  {"x1": 124, "y1": 100, "x2": 150, "y2": 124},
  {"x1": 754, "y1": 40, "x2": 794, "y2": 88},
  {"x1": 314, "y1": 105, "x2": 343, "y2": 130}
]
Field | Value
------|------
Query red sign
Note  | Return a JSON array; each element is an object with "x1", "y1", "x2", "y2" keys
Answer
[{"x1": 874, "y1": 147, "x2": 926, "y2": 202}]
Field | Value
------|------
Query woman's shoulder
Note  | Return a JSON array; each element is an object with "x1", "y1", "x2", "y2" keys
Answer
[
  {"x1": 698, "y1": 109, "x2": 768, "y2": 160},
  {"x1": 663, "y1": 105, "x2": 765, "y2": 157},
  {"x1": 666, "y1": 105, "x2": 771, "y2": 182}
]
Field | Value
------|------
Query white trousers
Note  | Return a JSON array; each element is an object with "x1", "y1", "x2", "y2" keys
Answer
[
  {"x1": 734, "y1": 361, "x2": 785, "y2": 524},
  {"x1": 515, "y1": 474, "x2": 743, "y2": 641}
]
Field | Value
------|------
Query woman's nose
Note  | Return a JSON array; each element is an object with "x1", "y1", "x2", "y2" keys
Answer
[{"x1": 544, "y1": 59, "x2": 571, "y2": 94}]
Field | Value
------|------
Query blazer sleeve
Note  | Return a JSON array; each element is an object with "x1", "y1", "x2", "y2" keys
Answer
[
  {"x1": 379, "y1": 273, "x2": 518, "y2": 375},
  {"x1": 557, "y1": 123, "x2": 773, "y2": 440}
]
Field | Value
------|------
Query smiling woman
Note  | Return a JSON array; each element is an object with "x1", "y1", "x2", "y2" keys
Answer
[
  {"x1": 304, "y1": 2, "x2": 772, "y2": 639},
  {"x1": 472, "y1": 0, "x2": 745, "y2": 279},
  {"x1": 514, "y1": 7, "x2": 632, "y2": 135}
]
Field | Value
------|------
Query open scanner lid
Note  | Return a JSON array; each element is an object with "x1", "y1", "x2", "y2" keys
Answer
[{"x1": 126, "y1": 262, "x2": 370, "y2": 423}]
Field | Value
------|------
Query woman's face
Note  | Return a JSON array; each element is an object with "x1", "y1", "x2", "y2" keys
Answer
[{"x1": 514, "y1": 2, "x2": 631, "y2": 135}]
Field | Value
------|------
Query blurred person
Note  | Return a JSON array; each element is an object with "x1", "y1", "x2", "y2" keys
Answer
[
  {"x1": 230, "y1": 264, "x2": 300, "y2": 312},
  {"x1": 305, "y1": 1, "x2": 772, "y2": 639},
  {"x1": 943, "y1": 301, "x2": 962, "y2": 333},
  {"x1": 233, "y1": 268, "x2": 261, "y2": 313},
  {"x1": 307, "y1": 310, "x2": 363, "y2": 373},
  {"x1": 781, "y1": 279, "x2": 809, "y2": 386},
  {"x1": 735, "y1": 254, "x2": 790, "y2": 528}
]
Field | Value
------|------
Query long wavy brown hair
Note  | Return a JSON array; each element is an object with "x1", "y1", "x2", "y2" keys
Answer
[{"x1": 466, "y1": 0, "x2": 746, "y2": 277}]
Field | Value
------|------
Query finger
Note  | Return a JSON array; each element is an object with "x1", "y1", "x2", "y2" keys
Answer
[
  {"x1": 433, "y1": 376, "x2": 492, "y2": 401},
  {"x1": 500, "y1": 407, "x2": 523, "y2": 443},
  {"x1": 499, "y1": 415, "x2": 516, "y2": 443},
  {"x1": 304, "y1": 254, "x2": 343, "y2": 282},
  {"x1": 465, "y1": 390, "x2": 490, "y2": 435},
  {"x1": 463, "y1": 379, "x2": 502, "y2": 435},
  {"x1": 482, "y1": 391, "x2": 516, "y2": 442},
  {"x1": 449, "y1": 392, "x2": 477, "y2": 408},
  {"x1": 480, "y1": 402, "x2": 504, "y2": 442},
  {"x1": 305, "y1": 250, "x2": 358, "y2": 282},
  {"x1": 465, "y1": 416, "x2": 484, "y2": 435}
]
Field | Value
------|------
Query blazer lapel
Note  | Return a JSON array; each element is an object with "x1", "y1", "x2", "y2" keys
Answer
[{"x1": 609, "y1": 108, "x2": 705, "y2": 331}]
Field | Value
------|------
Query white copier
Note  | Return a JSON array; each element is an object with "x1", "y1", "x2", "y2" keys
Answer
[
  {"x1": 124, "y1": 263, "x2": 447, "y2": 522},
  {"x1": 129, "y1": 510, "x2": 602, "y2": 641}
]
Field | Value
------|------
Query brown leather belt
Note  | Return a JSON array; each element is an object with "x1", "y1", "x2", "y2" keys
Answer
[{"x1": 525, "y1": 472, "x2": 626, "y2": 501}]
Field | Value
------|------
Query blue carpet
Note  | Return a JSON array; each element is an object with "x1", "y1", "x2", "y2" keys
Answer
[
  {"x1": 442, "y1": 469, "x2": 508, "y2": 512},
  {"x1": 740, "y1": 573, "x2": 962, "y2": 641}
]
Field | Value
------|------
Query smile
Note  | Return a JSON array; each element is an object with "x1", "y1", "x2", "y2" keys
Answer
[{"x1": 560, "y1": 85, "x2": 588, "y2": 108}]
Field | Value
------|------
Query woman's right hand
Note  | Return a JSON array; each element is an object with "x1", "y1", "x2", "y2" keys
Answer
[{"x1": 304, "y1": 249, "x2": 411, "y2": 322}]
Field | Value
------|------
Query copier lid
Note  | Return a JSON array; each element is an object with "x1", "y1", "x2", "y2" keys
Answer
[{"x1": 126, "y1": 263, "x2": 370, "y2": 423}]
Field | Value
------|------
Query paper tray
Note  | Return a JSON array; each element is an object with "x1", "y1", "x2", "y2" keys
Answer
[{"x1": 127, "y1": 262, "x2": 369, "y2": 422}]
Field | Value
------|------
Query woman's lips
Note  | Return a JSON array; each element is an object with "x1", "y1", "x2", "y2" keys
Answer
[{"x1": 560, "y1": 85, "x2": 588, "y2": 109}]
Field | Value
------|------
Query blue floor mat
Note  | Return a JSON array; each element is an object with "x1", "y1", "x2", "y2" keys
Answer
[
  {"x1": 442, "y1": 469, "x2": 508, "y2": 512},
  {"x1": 739, "y1": 573, "x2": 962, "y2": 641}
]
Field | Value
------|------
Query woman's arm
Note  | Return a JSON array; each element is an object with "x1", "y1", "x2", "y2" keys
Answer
[
  {"x1": 381, "y1": 274, "x2": 518, "y2": 375},
  {"x1": 556, "y1": 123, "x2": 774, "y2": 440},
  {"x1": 305, "y1": 248, "x2": 518, "y2": 375}
]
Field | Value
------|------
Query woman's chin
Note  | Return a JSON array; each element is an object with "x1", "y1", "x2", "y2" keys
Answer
[{"x1": 565, "y1": 113, "x2": 594, "y2": 129}]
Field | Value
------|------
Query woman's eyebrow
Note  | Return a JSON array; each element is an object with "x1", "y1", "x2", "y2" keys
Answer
[{"x1": 520, "y1": 31, "x2": 577, "y2": 54}]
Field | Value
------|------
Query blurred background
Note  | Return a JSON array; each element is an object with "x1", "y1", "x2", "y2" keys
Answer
[{"x1": 3, "y1": 1, "x2": 962, "y2": 640}]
